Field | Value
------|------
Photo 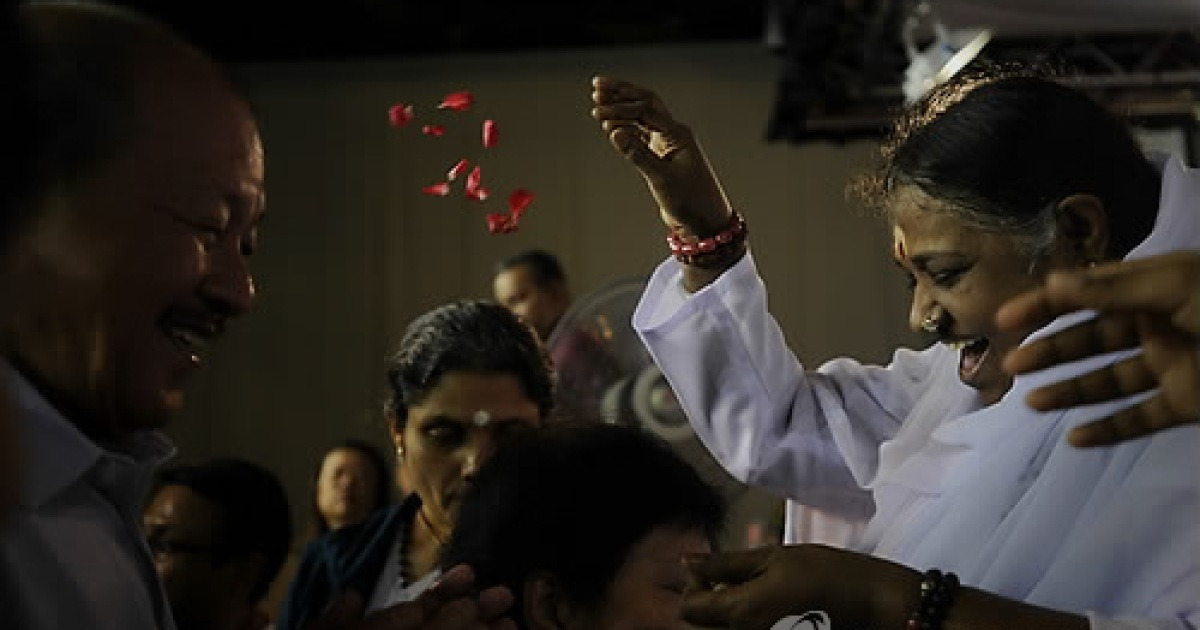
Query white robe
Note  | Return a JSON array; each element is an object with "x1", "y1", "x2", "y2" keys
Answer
[{"x1": 633, "y1": 155, "x2": 1200, "y2": 629}]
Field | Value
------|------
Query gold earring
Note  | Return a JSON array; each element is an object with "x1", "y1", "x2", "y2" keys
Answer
[
  {"x1": 395, "y1": 446, "x2": 404, "y2": 463},
  {"x1": 922, "y1": 316, "x2": 940, "y2": 334}
]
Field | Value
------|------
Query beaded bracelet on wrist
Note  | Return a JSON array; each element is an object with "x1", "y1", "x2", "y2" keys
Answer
[
  {"x1": 906, "y1": 569, "x2": 960, "y2": 630},
  {"x1": 665, "y1": 210, "x2": 748, "y2": 269}
]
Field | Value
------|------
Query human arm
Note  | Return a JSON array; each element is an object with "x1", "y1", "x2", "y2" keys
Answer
[
  {"x1": 589, "y1": 76, "x2": 743, "y2": 292},
  {"x1": 997, "y1": 251, "x2": 1200, "y2": 447},
  {"x1": 633, "y1": 249, "x2": 956, "y2": 513},
  {"x1": 593, "y1": 76, "x2": 953, "y2": 510},
  {"x1": 681, "y1": 545, "x2": 1111, "y2": 630}
]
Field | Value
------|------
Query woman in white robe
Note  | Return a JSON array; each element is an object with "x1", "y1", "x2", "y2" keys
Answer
[{"x1": 590, "y1": 64, "x2": 1199, "y2": 630}]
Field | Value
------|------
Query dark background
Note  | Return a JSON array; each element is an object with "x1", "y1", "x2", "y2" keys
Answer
[{"x1": 107, "y1": 1, "x2": 769, "y2": 63}]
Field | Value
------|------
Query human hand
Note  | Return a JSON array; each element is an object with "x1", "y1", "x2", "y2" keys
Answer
[
  {"x1": 589, "y1": 76, "x2": 734, "y2": 237},
  {"x1": 305, "y1": 564, "x2": 515, "y2": 630},
  {"x1": 681, "y1": 544, "x2": 919, "y2": 630},
  {"x1": 997, "y1": 251, "x2": 1200, "y2": 447}
]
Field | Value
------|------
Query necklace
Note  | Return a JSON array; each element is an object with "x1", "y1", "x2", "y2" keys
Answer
[
  {"x1": 395, "y1": 508, "x2": 445, "y2": 592},
  {"x1": 416, "y1": 507, "x2": 448, "y2": 548}
]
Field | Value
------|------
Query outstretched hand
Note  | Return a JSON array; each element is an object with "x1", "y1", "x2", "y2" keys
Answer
[
  {"x1": 589, "y1": 76, "x2": 733, "y2": 237},
  {"x1": 305, "y1": 564, "x2": 515, "y2": 630},
  {"x1": 681, "y1": 544, "x2": 918, "y2": 630},
  {"x1": 997, "y1": 251, "x2": 1200, "y2": 447}
]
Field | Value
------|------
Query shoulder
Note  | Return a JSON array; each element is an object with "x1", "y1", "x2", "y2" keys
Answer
[{"x1": 324, "y1": 500, "x2": 411, "y2": 561}]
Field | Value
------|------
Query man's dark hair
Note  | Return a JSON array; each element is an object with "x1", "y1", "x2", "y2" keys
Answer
[
  {"x1": 441, "y1": 422, "x2": 727, "y2": 628},
  {"x1": 494, "y1": 249, "x2": 568, "y2": 289},
  {"x1": 154, "y1": 457, "x2": 293, "y2": 603},
  {"x1": 385, "y1": 299, "x2": 556, "y2": 427}
]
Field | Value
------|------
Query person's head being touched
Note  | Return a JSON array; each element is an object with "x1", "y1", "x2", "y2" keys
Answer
[{"x1": 442, "y1": 421, "x2": 727, "y2": 630}]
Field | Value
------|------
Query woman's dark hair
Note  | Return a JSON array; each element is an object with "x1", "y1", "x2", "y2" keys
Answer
[
  {"x1": 852, "y1": 61, "x2": 1159, "y2": 260},
  {"x1": 306, "y1": 439, "x2": 392, "y2": 539},
  {"x1": 440, "y1": 421, "x2": 727, "y2": 627},
  {"x1": 385, "y1": 300, "x2": 555, "y2": 429}
]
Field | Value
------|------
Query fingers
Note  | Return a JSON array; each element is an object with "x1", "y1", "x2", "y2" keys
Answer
[
  {"x1": 678, "y1": 548, "x2": 775, "y2": 628},
  {"x1": 474, "y1": 585, "x2": 515, "y2": 621},
  {"x1": 682, "y1": 584, "x2": 743, "y2": 629},
  {"x1": 1065, "y1": 254, "x2": 1199, "y2": 331},
  {"x1": 1067, "y1": 394, "x2": 1183, "y2": 447},
  {"x1": 364, "y1": 589, "x2": 509, "y2": 630},
  {"x1": 683, "y1": 546, "x2": 773, "y2": 589},
  {"x1": 424, "y1": 564, "x2": 476, "y2": 602},
  {"x1": 994, "y1": 287, "x2": 1058, "y2": 335},
  {"x1": 414, "y1": 565, "x2": 483, "y2": 621},
  {"x1": 605, "y1": 125, "x2": 664, "y2": 173},
  {"x1": 357, "y1": 600, "x2": 427, "y2": 630},
  {"x1": 419, "y1": 598, "x2": 490, "y2": 630},
  {"x1": 590, "y1": 75, "x2": 689, "y2": 166},
  {"x1": 996, "y1": 252, "x2": 1200, "y2": 335},
  {"x1": 1023, "y1": 353, "x2": 1157, "y2": 411},
  {"x1": 1003, "y1": 313, "x2": 1139, "y2": 376},
  {"x1": 305, "y1": 590, "x2": 366, "y2": 630}
]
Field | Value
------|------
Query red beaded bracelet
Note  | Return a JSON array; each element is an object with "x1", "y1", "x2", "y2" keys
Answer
[{"x1": 665, "y1": 210, "x2": 748, "y2": 268}]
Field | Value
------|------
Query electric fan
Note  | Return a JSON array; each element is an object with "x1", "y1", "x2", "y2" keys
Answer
[{"x1": 546, "y1": 276, "x2": 751, "y2": 508}]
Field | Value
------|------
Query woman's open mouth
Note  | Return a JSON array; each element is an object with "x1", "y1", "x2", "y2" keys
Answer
[{"x1": 949, "y1": 337, "x2": 991, "y2": 383}]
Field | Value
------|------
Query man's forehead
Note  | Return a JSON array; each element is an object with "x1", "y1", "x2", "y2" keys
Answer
[{"x1": 145, "y1": 485, "x2": 215, "y2": 520}]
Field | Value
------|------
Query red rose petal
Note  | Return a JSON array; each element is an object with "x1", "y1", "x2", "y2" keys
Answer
[
  {"x1": 422, "y1": 182, "x2": 450, "y2": 196},
  {"x1": 388, "y1": 104, "x2": 414, "y2": 128},
  {"x1": 508, "y1": 188, "x2": 534, "y2": 214},
  {"x1": 422, "y1": 124, "x2": 446, "y2": 137},
  {"x1": 465, "y1": 165, "x2": 482, "y2": 194},
  {"x1": 482, "y1": 119, "x2": 498, "y2": 148},
  {"x1": 438, "y1": 91, "x2": 474, "y2": 112},
  {"x1": 486, "y1": 213, "x2": 517, "y2": 234},
  {"x1": 466, "y1": 186, "x2": 490, "y2": 202},
  {"x1": 448, "y1": 159, "x2": 470, "y2": 181}
]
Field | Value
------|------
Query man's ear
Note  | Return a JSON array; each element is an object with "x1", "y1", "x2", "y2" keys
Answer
[
  {"x1": 524, "y1": 572, "x2": 579, "y2": 630},
  {"x1": 1055, "y1": 194, "x2": 1109, "y2": 264}
]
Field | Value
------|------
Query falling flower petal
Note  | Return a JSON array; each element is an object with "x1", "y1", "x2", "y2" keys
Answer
[
  {"x1": 465, "y1": 165, "x2": 489, "y2": 201},
  {"x1": 448, "y1": 159, "x2": 470, "y2": 181},
  {"x1": 482, "y1": 119, "x2": 498, "y2": 148},
  {"x1": 422, "y1": 182, "x2": 450, "y2": 196},
  {"x1": 486, "y1": 212, "x2": 517, "y2": 234},
  {"x1": 438, "y1": 91, "x2": 474, "y2": 112},
  {"x1": 389, "y1": 92, "x2": 531, "y2": 235},
  {"x1": 508, "y1": 188, "x2": 534, "y2": 215},
  {"x1": 388, "y1": 104, "x2": 414, "y2": 128},
  {"x1": 465, "y1": 165, "x2": 483, "y2": 194}
]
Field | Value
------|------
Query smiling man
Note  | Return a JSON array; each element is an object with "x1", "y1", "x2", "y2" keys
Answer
[{"x1": 0, "y1": 3, "x2": 264, "y2": 629}]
